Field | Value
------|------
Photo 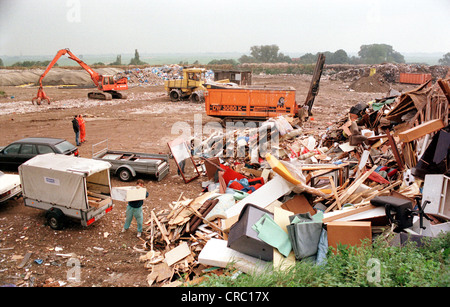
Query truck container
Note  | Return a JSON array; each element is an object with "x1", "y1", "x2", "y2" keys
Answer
[
  {"x1": 19, "y1": 153, "x2": 113, "y2": 230},
  {"x1": 204, "y1": 85, "x2": 298, "y2": 122},
  {"x1": 399, "y1": 73, "x2": 432, "y2": 84}
]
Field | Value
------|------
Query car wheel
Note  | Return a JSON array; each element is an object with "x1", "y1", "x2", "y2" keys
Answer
[
  {"x1": 46, "y1": 208, "x2": 65, "y2": 230},
  {"x1": 118, "y1": 168, "x2": 133, "y2": 182}
]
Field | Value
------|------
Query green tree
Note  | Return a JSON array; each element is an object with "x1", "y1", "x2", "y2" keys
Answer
[
  {"x1": 438, "y1": 52, "x2": 450, "y2": 66},
  {"x1": 0, "y1": 58, "x2": 4, "y2": 67},
  {"x1": 110, "y1": 55, "x2": 122, "y2": 65},
  {"x1": 332, "y1": 49, "x2": 349, "y2": 64},
  {"x1": 129, "y1": 49, "x2": 146, "y2": 65},
  {"x1": 208, "y1": 59, "x2": 238, "y2": 65},
  {"x1": 297, "y1": 53, "x2": 317, "y2": 64},
  {"x1": 11, "y1": 60, "x2": 55, "y2": 67},
  {"x1": 358, "y1": 44, "x2": 405, "y2": 64},
  {"x1": 238, "y1": 54, "x2": 257, "y2": 63},
  {"x1": 239, "y1": 45, "x2": 292, "y2": 63}
]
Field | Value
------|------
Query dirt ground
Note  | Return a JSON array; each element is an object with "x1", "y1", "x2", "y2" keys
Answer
[{"x1": 0, "y1": 73, "x2": 416, "y2": 287}]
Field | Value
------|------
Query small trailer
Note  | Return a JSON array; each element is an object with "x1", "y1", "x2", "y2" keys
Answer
[
  {"x1": 92, "y1": 140, "x2": 170, "y2": 182},
  {"x1": 19, "y1": 153, "x2": 114, "y2": 230}
]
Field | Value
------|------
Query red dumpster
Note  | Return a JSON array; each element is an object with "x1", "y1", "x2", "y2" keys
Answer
[{"x1": 399, "y1": 73, "x2": 432, "y2": 84}]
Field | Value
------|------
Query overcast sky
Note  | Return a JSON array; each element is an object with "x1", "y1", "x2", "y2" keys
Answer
[{"x1": 1, "y1": 0, "x2": 449, "y2": 57}]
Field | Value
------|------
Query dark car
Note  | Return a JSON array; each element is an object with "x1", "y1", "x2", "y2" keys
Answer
[{"x1": 0, "y1": 137, "x2": 79, "y2": 170}]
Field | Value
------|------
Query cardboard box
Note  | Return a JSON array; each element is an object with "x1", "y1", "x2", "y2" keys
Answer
[
  {"x1": 111, "y1": 186, "x2": 147, "y2": 202},
  {"x1": 281, "y1": 194, "x2": 316, "y2": 216},
  {"x1": 327, "y1": 221, "x2": 372, "y2": 252}
]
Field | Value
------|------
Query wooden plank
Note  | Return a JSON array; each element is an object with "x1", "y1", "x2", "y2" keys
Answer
[
  {"x1": 17, "y1": 252, "x2": 32, "y2": 269},
  {"x1": 437, "y1": 78, "x2": 450, "y2": 103},
  {"x1": 323, "y1": 205, "x2": 377, "y2": 223},
  {"x1": 325, "y1": 165, "x2": 377, "y2": 213},
  {"x1": 385, "y1": 129, "x2": 404, "y2": 172},
  {"x1": 327, "y1": 221, "x2": 372, "y2": 253},
  {"x1": 165, "y1": 242, "x2": 191, "y2": 266},
  {"x1": 152, "y1": 210, "x2": 171, "y2": 246},
  {"x1": 328, "y1": 176, "x2": 342, "y2": 210},
  {"x1": 397, "y1": 119, "x2": 444, "y2": 143}
]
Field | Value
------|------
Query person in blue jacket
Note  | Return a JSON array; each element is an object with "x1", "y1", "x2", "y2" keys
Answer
[{"x1": 122, "y1": 179, "x2": 149, "y2": 237}]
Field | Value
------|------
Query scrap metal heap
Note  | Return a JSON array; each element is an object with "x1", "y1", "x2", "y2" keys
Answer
[{"x1": 137, "y1": 75, "x2": 450, "y2": 286}]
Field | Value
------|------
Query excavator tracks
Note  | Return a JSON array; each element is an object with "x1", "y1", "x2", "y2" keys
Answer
[
  {"x1": 88, "y1": 91, "x2": 113, "y2": 100},
  {"x1": 87, "y1": 90, "x2": 128, "y2": 100}
]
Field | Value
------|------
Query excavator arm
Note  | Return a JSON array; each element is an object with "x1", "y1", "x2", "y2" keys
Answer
[{"x1": 32, "y1": 48, "x2": 127, "y2": 104}]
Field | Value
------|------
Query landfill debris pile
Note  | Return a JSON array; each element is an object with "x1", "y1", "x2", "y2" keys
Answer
[
  {"x1": 133, "y1": 75, "x2": 450, "y2": 286},
  {"x1": 329, "y1": 63, "x2": 449, "y2": 83},
  {"x1": 0, "y1": 67, "x2": 124, "y2": 87},
  {"x1": 349, "y1": 74, "x2": 391, "y2": 93},
  {"x1": 116, "y1": 65, "x2": 214, "y2": 87}
]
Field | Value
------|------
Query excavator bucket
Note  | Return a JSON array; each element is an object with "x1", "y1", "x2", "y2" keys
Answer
[{"x1": 32, "y1": 87, "x2": 50, "y2": 105}]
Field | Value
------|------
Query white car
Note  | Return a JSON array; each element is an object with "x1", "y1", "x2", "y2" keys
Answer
[{"x1": 0, "y1": 171, "x2": 22, "y2": 203}]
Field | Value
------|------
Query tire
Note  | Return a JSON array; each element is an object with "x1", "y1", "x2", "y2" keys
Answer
[
  {"x1": 169, "y1": 89, "x2": 181, "y2": 102},
  {"x1": 190, "y1": 91, "x2": 204, "y2": 103},
  {"x1": 46, "y1": 208, "x2": 65, "y2": 230},
  {"x1": 118, "y1": 168, "x2": 133, "y2": 182}
]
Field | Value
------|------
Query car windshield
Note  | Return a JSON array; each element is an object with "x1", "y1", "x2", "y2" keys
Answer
[{"x1": 54, "y1": 140, "x2": 76, "y2": 153}]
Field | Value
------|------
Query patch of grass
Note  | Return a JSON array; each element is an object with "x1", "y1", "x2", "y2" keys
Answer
[{"x1": 194, "y1": 232, "x2": 450, "y2": 287}]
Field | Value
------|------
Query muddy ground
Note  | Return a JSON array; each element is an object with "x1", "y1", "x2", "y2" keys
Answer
[{"x1": 0, "y1": 74, "x2": 416, "y2": 287}]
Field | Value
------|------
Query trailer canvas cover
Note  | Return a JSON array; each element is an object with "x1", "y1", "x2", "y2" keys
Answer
[{"x1": 19, "y1": 153, "x2": 111, "y2": 210}]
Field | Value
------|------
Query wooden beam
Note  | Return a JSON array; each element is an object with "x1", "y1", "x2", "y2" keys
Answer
[{"x1": 397, "y1": 119, "x2": 444, "y2": 143}]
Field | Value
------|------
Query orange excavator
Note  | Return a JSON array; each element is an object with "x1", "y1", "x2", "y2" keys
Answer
[{"x1": 32, "y1": 48, "x2": 128, "y2": 105}]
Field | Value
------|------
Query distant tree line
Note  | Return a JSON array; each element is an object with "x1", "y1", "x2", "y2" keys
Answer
[
  {"x1": 6, "y1": 60, "x2": 56, "y2": 67},
  {"x1": 208, "y1": 44, "x2": 450, "y2": 66},
  {"x1": 439, "y1": 52, "x2": 450, "y2": 66},
  {"x1": 1, "y1": 48, "x2": 448, "y2": 68}
]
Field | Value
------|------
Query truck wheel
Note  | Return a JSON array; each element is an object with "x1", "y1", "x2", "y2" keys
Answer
[
  {"x1": 190, "y1": 91, "x2": 204, "y2": 103},
  {"x1": 46, "y1": 208, "x2": 65, "y2": 230},
  {"x1": 118, "y1": 168, "x2": 133, "y2": 181},
  {"x1": 169, "y1": 89, "x2": 181, "y2": 102}
]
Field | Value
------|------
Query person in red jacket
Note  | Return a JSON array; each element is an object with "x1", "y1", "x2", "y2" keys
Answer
[{"x1": 77, "y1": 114, "x2": 86, "y2": 143}]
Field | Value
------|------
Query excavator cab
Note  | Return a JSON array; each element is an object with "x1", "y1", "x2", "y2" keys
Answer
[{"x1": 100, "y1": 75, "x2": 116, "y2": 90}]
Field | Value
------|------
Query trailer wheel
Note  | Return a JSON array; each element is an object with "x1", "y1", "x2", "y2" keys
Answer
[
  {"x1": 46, "y1": 208, "x2": 65, "y2": 230},
  {"x1": 118, "y1": 168, "x2": 133, "y2": 182}
]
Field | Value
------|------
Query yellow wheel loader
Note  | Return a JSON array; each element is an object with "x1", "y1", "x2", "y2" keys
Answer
[{"x1": 164, "y1": 67, "x2": 229, "y2": 103}]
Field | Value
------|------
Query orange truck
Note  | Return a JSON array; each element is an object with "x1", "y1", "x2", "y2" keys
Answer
[{"x1": 204, "y1": 85, "x2": 299, "y2": 122}]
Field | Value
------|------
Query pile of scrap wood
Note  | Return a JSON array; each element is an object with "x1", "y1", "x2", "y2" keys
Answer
[{"x1": 137, "y1": 75, "x2": 450, "y2": 287}]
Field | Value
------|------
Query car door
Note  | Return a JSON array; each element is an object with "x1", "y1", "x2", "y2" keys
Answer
[
  {"x1": 17, "y1": 143, "x2": 38, "y2": 165},
  {"x1": 0, "y1": 143, "x2": 22, "y2": 169}
]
